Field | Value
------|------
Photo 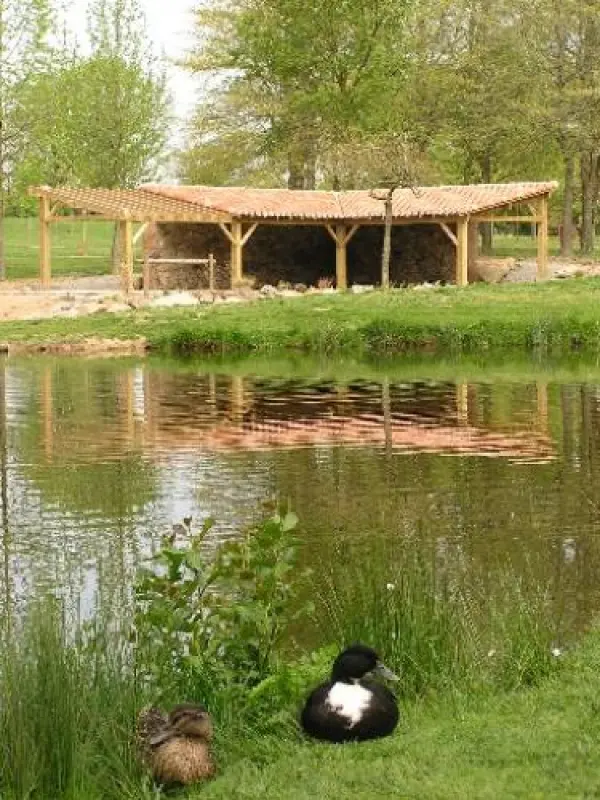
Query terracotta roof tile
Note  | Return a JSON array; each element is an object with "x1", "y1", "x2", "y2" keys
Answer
[{"x1": 142, "y1": 182, "x2": 557, "y2": 222}]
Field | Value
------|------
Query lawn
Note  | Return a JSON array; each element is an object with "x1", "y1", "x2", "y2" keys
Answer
[
  {"x1": 2, "y1": 276, "x2": 600, "y2": 354},
  {"x1": 3, "y1": 217, "x2": 143, "y2": 280},
  {"x1": 197, "y1": 637, "x2": 600, "y2": 800}
]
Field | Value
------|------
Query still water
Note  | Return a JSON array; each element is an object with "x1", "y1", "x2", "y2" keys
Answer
[{"x1": 1, "y1": 355, "x2": 599, "y2": 632}]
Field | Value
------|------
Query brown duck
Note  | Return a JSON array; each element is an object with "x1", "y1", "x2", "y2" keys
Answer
[{"x1": 137, "y1": 703, "x2": 216, "y2": 787}]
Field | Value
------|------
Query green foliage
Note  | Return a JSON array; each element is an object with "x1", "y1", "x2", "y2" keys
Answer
[
  {"x1": 0, "y1": 600, "x2": 143, "y2": 800},
  {"x1": 134, "y1": 510, "x2": 313, "y2": 713},
  {"x1": 10, "y1": 0, "x2": 169, "y2": 205},
  {"x1": 315, "y1": 540, "x2": 563, "y2": 700}
]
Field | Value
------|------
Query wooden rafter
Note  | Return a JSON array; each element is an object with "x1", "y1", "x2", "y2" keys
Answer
[
  {"x1": 28, "y1": 186, "x2": 232, "y2": 223},
  {"x1": 439, "y1": 222, "x2": 457, "y2": 247},
  {"x1": 471, "y1": 215, "x2": 541, "y2": 223}
]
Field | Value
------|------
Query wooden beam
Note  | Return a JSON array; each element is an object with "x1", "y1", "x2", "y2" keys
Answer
[
  {"x1": 231, "y1": 221, "x2": 242, "y2": 287},
  {"x1": 343, "y1": 224, "x2": 360, "y2": 245},
  {"x1": 456, "y1": 218, "x2": 469, "y2": 287},
  {"x1": 335, "y1": 223, "x2": 348, "y2": 290},
  {"x1": 472, "y1": 215, "x2": 542, "y2": 223},
  {"x1": 133, "y1": 222, "x2": 148, "y2": 246},
  {"x1": 439, "y1": 222, "x2": 457, "y2": 247},
  {"x1": 536, "y1": 195, "x2": 549, "y2": 280},
  {"x1": 39, "y1": 196, "x2": 51, "y2": 287},
  {"x1": 325, "y1": 224, "x2": 338, "y2": 243},
  {"x1": 219, "y1": 222, "x2": 234, "y2": 243},
  {"x1": 241, "y1": 222, "x2": 258, "y2": 246},
  {"x1": 119, "y1": 219, "x2": 134, "y2": 294}
]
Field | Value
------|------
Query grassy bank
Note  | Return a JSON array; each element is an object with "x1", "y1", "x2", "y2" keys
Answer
[
  {"x1": 3, "y1": 277, "x2": 600, "y2": 354},
  {"x1": 1, "y1": 603, "x2": 596, "y2": 800},
  {"x1": 0, "y1": 513, "x2": 581, "y2": 800},
  {"x1": 199, "y1": 637, "x2": 600, "y2": 800}
]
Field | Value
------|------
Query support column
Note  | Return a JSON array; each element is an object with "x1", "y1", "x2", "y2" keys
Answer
[
  {"x1": 456, "y1": 217, "x2": 469, "y2": 287},
  {"x1": 119, "y1": 218, "x2": 134, "y2": 295},
  {"x1": 325, "y1": 223, "x2": 359, "y2": 290},
  {"x1": 231, "y1": 221, "x2": 242, "y2": 286},
  {"x1": 335, "y1": 224, "x2": 348, "y2": 290},
  {"x1": 536, "y1": 195, "x2": 549, "y2": 280},
  {"x1": 39, "y1": 196, "x2": 51, "y2": 287},
  {"x1": 220, "y1": 222, "x2": 258, "y2": 289}
]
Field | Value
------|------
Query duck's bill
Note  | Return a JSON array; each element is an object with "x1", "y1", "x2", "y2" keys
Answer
[{"x1": 372, "y1": 661, "x2": 399, "y2": 681}]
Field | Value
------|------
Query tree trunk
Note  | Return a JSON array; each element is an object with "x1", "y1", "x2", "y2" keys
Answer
[
  {"x1": 0, "y1": 123, "x2": 5, "y2": 281},
  {"x1": 287, "y1": 152, "x2": 305, "y2": 189},
  {"x1": 381, "y1": 190, "x2": 393, "y2": 289},
  {"x1": 560, "y1": 153, "x2": 576, "y2": 256},
  {"x1": 580, "y1": 151, "x2": 597, "y2": 255},
  {"x1": 480, "y1": 153, "x2": 493, "y2": 255}
]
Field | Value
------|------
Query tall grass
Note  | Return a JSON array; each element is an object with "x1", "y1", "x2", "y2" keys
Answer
[
  {"x1": 0, "y1": 601, "x2": 147, "y2": 800},
  {"x1": 315, "y1": 540, "x2": 561, "y2": 701},
  {"x1": 0, "y1": 544, "x2": 564, "y2": 798}
]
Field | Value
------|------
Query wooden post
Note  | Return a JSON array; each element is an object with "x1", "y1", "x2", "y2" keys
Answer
[
  {"x1": 536, "y1": 195, "x2": 549, "y2": 280},
  {"x1": 41, "y1": 366, "x2": 53, "y2": 461},
  {"x1": 119, "y1": 219, "x2": 134, "y2": 295},
  {"x1": 456, "y1": 218, "x2": 469, "y2": 287},
  {"x1": 335, "y1": 224, "x2": 348, "y2": 290},
  {"x1": 381, "y1": 192, "x2": 393, "y2": 290},
  {"x1": 536, "y1": 380, "x2": 549, "y2": 432},
  {"x1": 456, "y1": 383, "x2": 469, "y2": 426},
  {"x1": 231, "y1": 221, "x2": 242, "y2": 287},
  {"x1": 39, "y1": 196, "x2": 51, "y2": 287},
  {"x1": 208, "y1": 253, "x2": 215, "y2": 291}
]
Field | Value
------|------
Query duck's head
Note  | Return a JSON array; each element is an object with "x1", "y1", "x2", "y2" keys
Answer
[
  {"x1": 168, "y1": 704, "x2": 213, "y2": 741},
  {"x1": 331, "y1": 644, "x2": 399, "y2": 683}
]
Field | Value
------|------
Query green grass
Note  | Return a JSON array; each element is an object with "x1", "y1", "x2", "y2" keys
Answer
[
  {"x1": 2, "y1": 602, "x2": 598, "y2": 800},
  {"x1": 3, "y1": 217, "x2": 142, "y2": 279},
  {"x1": 3, "y1": 276, "x2": 600, "y2": 354},
  {"x1": 197, "y1": 637, "x2": 600, "y2": 800}
]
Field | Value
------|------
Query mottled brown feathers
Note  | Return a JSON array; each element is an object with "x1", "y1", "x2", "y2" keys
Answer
[{"x1": 136, "y1": 703, "x2": 215, "y2": 787}]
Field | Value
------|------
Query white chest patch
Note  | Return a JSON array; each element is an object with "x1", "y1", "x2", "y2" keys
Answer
[{"x1": 325, "y1": 682, "x2": 372, "y2": 728}]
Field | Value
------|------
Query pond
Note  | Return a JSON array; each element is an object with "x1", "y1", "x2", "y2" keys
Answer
[{"x1": 1, "y1": 354, "x2": 599, "y2": 638}]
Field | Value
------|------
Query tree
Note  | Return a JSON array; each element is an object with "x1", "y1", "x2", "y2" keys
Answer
[
  {"x1": 186, "y1": 0, "x2": 415, "y2": 189},
  {"x1": 0, "y1": 0, "x2": 52, "y2": 277}
]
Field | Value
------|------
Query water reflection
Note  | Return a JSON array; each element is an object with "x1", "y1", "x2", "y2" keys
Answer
[{"x1": 0, "y1": 357, "x2": 599, "y2": 635}]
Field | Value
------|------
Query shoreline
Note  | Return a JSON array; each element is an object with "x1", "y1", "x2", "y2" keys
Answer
[{"x1": 1, "y1": 278, "x2": 600, "y2": 357}]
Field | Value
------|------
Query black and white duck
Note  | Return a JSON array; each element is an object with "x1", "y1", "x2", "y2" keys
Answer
[{"x1": 301, "y1": 644, "x2": 400, "y2": 743}]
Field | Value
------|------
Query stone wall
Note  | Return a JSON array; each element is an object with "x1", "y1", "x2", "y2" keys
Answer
[{"x1": 143, "y1": 221, "x2": 456, "y2": 290}]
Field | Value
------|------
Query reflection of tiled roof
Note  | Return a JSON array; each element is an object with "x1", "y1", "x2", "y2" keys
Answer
[
  {"x1": 142, "y1": 182, "x2": 558, "y2": 222},
  {"x1": 146, "y1": 415, "x2": 556, "y2": 464}
]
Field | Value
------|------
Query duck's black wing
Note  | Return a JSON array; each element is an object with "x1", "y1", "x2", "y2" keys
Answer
[{"x1": 352, "y1": 682, "x2": 399, "y2": 741}]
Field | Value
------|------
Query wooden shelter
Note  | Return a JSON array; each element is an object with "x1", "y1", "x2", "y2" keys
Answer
[{"x1": 29, "y1": 181, "x2": 557, "y2": 292}]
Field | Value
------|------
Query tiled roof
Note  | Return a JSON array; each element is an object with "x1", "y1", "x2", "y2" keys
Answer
[{"x1": 143, "y1": 182, "x2": 557, "y2": 222}]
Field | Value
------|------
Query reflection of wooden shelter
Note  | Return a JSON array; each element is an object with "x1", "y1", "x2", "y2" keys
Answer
[
  {"x1": 29, "y1": 182, "x2": 557, "y2": 292},
  {"x1": 142, "y1": 416, "x2": 555, "y2": 463},
  {"x1": 37, "y1": 368, "x2": 555, "y2": 464}
]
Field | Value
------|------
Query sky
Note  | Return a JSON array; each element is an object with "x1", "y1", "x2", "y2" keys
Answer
[{"x1": 68, "y1": 0, "x2": 200, "y2": 121}]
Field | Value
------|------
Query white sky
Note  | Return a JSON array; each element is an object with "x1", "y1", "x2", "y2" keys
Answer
[{"x1": 67, "y1": 0, "x2": 201, "y2": 121}]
